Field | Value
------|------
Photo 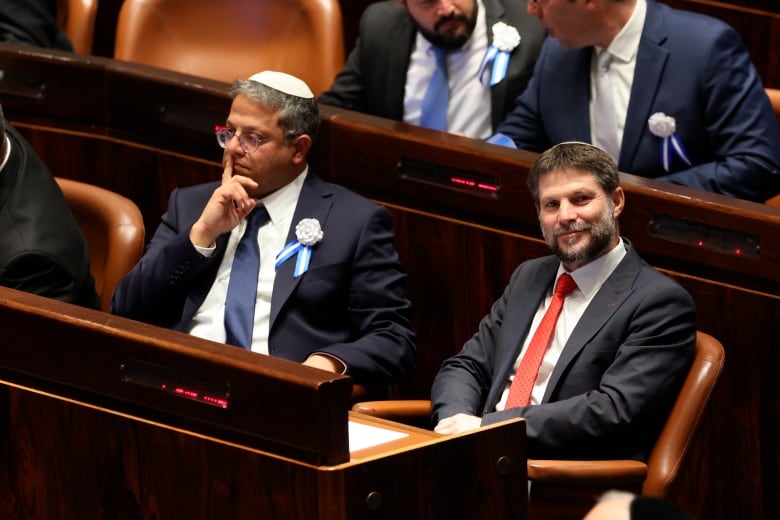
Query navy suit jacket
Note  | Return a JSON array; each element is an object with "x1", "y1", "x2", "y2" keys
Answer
[
  {"x1": 431, "y1": 241, "x2": 696, "y2": 461},
  {"x1": 111, "y1": 173, "x2": 416, "y2": 385},
  {"x1": 318, "y1": 0, "x2": 546, "y2": 132},
  {"x1": 494, "y1": 0, "x2": 780, "y2": 202}
]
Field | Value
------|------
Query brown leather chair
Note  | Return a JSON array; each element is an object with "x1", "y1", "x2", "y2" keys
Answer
[
  {"x1": 56, "y1": 0, "x2": 98, "y2": 53},
  {"x1": 55, "y1": 178, "x2": 145, "y2": 312},
  {"x1": 353, "y1": 331, "x2": 725, "y2": 519},
  {"x1": 113, "y1": 0, "x2": 344, "y2": 96},
  {"x1": 765, "y1": 88, "x2": 780, "y2": 207}
]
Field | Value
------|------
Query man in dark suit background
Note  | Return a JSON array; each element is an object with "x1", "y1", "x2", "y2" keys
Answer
[
  {"x1": 0, "y1": 0, "x2": 73, "y2": 50},
  {"x1": 111, "y1": 71, "x2": 416, "y2": 385},
  {"x1": 432, "y1": 142, "x2": 695, "y2": 461},
  {"x1": 0, "y1": 104, "x2": 98, "y2": 308},
  {"x1": 319, "y1": 0, "x2": 545, "y2": 138},
  {"x1": 489, "y1": 0, "x2": 780, "y2": 202}
]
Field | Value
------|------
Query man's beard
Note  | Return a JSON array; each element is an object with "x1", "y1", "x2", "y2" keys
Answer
[
  {"x1": 543, "y1": 203, "x2": 618, "y2": 266},
  {"x1": 418, "y1": 3, "x2": 479, "y2": 50}
]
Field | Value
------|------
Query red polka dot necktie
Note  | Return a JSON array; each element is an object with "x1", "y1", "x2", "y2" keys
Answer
[{"x1": 505, "y1": 273, "x2": 578, "y2": 408}]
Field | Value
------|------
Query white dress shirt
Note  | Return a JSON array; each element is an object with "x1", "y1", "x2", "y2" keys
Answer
[{"x1": 589, "y1": 0, "x2": 647, "y2": 156}]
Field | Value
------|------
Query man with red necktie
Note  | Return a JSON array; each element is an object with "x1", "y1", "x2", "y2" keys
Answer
[{"x1": 432, "y1": 141, "x2": 695, "y2": 461}]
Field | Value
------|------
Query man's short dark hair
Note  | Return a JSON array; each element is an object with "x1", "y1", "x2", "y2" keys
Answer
[{"x1": 527, "y1": 142, "x2": 620, "y2": 205}]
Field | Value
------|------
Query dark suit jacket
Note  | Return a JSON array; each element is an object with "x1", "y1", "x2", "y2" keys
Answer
[
  {"x1": 494, "y1": 0, "x2": 780, "y2": 202},
  {"x1": 111, "y1": 173, "x2": 416, "y2": 385},
  {"x1": 318, "y1": 0, "x2": 546, "y2": 131},
  {"x1": 0, "y1": 0, "x2": 73, "y2": 50},
  {"x1": 431, "y1": 240, "x2": 696, "y2": 461},
  {"x1": 0, "y1": 125, "x2": 98, "y2": 308}
]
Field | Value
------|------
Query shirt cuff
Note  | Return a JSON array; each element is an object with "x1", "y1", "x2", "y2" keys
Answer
[{"x1": 486, "y1": 132, "x2": 517, "y2": 148}]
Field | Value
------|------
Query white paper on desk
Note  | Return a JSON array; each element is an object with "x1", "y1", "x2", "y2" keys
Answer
[{"x1": 348, "y1": 420, "x2": 409, "y2": 453}]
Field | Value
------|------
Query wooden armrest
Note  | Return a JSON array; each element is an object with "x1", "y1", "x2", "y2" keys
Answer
[
  {"x1": 527, "y1": 459, "x2": 647, "y2": 485},
  {"x1": 351, "y1": 400, "x2": 432, "y2": 426}
]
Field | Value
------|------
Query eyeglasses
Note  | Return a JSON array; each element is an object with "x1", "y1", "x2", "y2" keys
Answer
[{"x1": 214, "y1": 125, "x2": 266, "y2": 154}]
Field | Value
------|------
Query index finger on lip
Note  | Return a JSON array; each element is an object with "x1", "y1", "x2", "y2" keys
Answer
[{"x1": 222, "y1": 155, "x2": 234, "y2": 184}]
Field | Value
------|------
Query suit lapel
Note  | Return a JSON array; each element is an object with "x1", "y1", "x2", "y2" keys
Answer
[
  {"x1": 485, "y1": 259, "x2": 558, "y2": 409},
  {"x1": 620, "y1": 1, "x2": 668, "y2": 168},
  {"x1": 388, "y1": 17, "x2": 416, "y2": 119},
  {"x1": 269, "y1": 175, "x2": 333, "y2": 329},
  {"x1": 542, "y1": 245, "x2": 641, "y2": 402},
  {"x1": 483, "y1": 0, "x2": 508, "y2": 129}
]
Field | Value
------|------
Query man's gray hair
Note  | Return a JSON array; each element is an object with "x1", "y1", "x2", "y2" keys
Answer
[{"x1": 229, "y1": 79, "x2": 320, "y2": 141}]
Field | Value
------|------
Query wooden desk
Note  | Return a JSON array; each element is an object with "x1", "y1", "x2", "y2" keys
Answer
[
  {"x1": 1, "y1": 45, "x2": 778, "y2": 519},
  {"x1": 0, "y1": 287, "x2": 527, "y2": 519}
]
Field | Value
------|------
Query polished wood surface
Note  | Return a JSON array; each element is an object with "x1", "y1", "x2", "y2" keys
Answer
[
  {"x1": 1, "y1": 45, "x2": 779, "y2": 518},
  {"x1": 0, "y1": 287, "x2": 528, "y2": 519}
]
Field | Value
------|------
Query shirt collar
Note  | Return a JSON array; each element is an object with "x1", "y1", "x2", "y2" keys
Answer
[
  {"x1": 597, "y1": 0, "x2": 647, "y2": 64},
  {"x1": 258, "y1": 165, "x2": 308, "y2": 224},
  {"x1": 558, "y1": 237, "x2": 627, "y2": 299}
]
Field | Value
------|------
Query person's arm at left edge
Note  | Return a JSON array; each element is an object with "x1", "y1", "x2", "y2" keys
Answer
[
  {"x1": 0, "y1": 252, "x2": 84, "y2": 304},
  {"x1": 311, "y1": 203, "x2": 416, "y2": 385}
]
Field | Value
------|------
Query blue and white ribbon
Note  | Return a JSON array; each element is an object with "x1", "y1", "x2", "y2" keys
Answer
[
  {"x1": 478, "y1": 22, "x2": 521, "y2": 87},
  {"x1": 659, "y1": 133, "x2": 692, "y2": 173},
  {"x1": 648, "y1": 112, "x2": 692, "y2": 172},
  {"x1": 275, "y1": 240, "x2": 313, "y2": 278},
  {"x1": 478, "y1": 46, "x2": 511, "y2": 87}
]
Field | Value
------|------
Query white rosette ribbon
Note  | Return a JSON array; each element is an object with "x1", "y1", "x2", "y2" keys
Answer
[
  {"x1": 478, "y1": 22, "x2": 521, "y2": 86},
  {"x1": 647, "y1": 112, "x2": 691, "y2": 172},
  {"x1": 275, "y1": 218, "x2": 324, "y2": 278}
]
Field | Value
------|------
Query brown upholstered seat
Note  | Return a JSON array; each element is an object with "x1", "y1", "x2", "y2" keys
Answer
[
  {"x1": 113, "y1": 0, "x2": 344, "y2": 96},
  {"x1": 56, "y1": 0, "x2": 98, "y2": 53},
  {"x1": 353, "y1": 331, "x2": 725, "y2": 519},
  {"x1": 55, "y1": 178, "x2": 145, "y2": 312}
]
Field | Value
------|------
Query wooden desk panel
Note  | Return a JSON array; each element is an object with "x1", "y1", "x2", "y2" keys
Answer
[{"x1": 0, "y1": 287, "x2": 527, "y2": 519}]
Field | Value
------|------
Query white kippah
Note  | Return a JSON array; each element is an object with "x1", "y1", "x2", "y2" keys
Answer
[{"x1": 248, "y1": 71, "x2": 314, "y2": 99}]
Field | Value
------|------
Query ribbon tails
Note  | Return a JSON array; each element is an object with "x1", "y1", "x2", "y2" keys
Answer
[
  {"x1": 660, "y1": 133, "x2": 692, "y2": 172},
  {"x1": 478, "y1": 45, "x2": 511, "y2": 86},
  {"x1": 275, "y1": 240, "x2": 313, "y2": 278}
]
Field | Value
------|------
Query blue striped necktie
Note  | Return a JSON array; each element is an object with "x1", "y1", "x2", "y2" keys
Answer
[{"x1": 224, "y1": 205, "x2": 270, "y2": 349}]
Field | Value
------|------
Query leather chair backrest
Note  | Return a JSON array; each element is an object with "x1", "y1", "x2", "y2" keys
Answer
[
  {"x1": 766, "y1": 87, "x2": 780, "y2": 127},
  {"x1": 55, "y1": 178, "x2": 145, "y2": 312},
  {"x1": 113, "y1": 0, "x2": 344, "y2": 96},
  {"x1": 643, "y1": 331, "x2": 725, "y2": 497},
  {"x1": 762, "y1": 88, "x2": 780, "y2": 206},
  {"x1": 56, "y1": 0, "x2": 98, "y2": 53}
]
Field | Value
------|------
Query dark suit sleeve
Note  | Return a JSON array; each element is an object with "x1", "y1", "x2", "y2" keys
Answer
[
  {"x1": 312, "y1": 204, "x2": 416, "y2": 383},
  {"x1": 0, "y1": 0, "x2": 73, "y2": 50},
  {"x1": 110, "y1": 187, "x2": 218, "y2": 326},
  {"x1": 1, "y1": 253, "x2": 83, "y2": 304},
  {"x1": 431, "y1": 264, "x2": 527, "y2": 422},
  {"x1": 654, "y1": 25, "x2": 780, "y2": 201}
]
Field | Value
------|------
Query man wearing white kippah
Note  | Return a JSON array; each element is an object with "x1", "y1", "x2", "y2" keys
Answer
[{"x1": 112, "y1": 71, "x2": 416, "y2": 386}]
